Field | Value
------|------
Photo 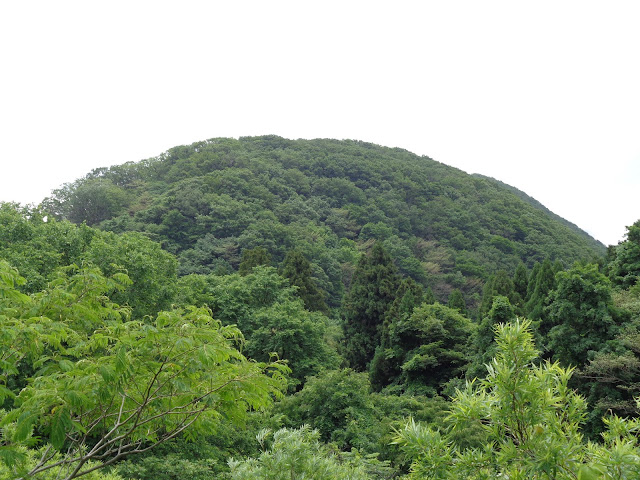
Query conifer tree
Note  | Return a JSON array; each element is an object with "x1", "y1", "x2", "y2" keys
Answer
[
  {"x1": 512, "y1": 262, "x2": 528, "y2": 311},
  {"x1": 467, "y1": 295, "x2": 516, "y2": 379},
  {"x1": 423, "y1": 286, "x2": 436, "y2": 305},
  {"x1": 526, "y1": 261, "x2": 541, "y2": 301},
  {"x1": 238, "y1": 247, "x2": 271, "y2": 275},
  {"x1": 447, "y1": 288, "x2": 467, "y2": 316},
  {"x1": 371, "y1": 278, "x2": 423, "y2": 390},
  {"x1": 343, "y1": 242, "x2": 400, "y2": 371},
  {"x1": 513, "y1": 263, "x2": 529, "y2": 299},
  {"x1": 280, "y1": 249, "x2": 328, "y2": 313},
  {"x1": 479, "y1": 270, "x2": 515, "y2": 318},
  {"x1": 526, "y1": 258, "x2": 556, "y2": 324}
]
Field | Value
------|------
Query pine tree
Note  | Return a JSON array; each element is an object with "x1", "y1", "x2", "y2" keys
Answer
[{"x1": 343, "y1": 242, "x2": 400, "y2": 371}]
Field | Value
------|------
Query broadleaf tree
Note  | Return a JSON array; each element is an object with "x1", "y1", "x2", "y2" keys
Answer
[{"x1": 0, "y1": 261, "x2": 288, "y2": 480}]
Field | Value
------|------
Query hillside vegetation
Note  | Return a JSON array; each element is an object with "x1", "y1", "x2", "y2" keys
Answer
[
  {"x1": 44, "y1": 136, "x2": 604, "y2": 310},
  {"x1": 5, "y1": 137, "x2": 639, "y2": 480}
]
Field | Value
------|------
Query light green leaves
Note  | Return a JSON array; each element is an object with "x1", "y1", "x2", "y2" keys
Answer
[
  {"x1": 397, "y1": 319, "x2": 640, "y2": 479},
  {"x1": 0, "y1": 261, "x2": 289, "y2": 480}
]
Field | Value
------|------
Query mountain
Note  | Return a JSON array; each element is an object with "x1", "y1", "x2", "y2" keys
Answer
[
  {"x1": 472, "y1": 174, "x2": 604, "y2": 251},
  {"x1": 43, "y1": 135, "x2": 605, "y2": 308}
]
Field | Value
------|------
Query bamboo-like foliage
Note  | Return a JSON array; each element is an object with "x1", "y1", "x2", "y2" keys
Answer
[{"x1": 393, "y1": 319, "x2": 640, "y2": 479}]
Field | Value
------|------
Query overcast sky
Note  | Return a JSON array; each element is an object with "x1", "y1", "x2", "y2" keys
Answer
[{"x1": 1, "y1": 1, "x2": 638, "y2": 246}]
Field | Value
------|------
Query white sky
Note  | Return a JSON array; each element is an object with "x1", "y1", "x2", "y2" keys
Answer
[{"x1": 1, "y1": 1, "x2": 638, "y2": 246}]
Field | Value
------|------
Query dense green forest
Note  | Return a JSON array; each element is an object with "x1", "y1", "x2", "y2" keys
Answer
[
  {"x1": 42, "y1": 136, "x2": 604, "y2": 310},
  {"x1": 2, "y1": 136, "x2": 640, "y2": 479}
]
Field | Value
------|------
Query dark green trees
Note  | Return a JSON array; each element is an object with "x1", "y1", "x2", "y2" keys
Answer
[
  {"x1": 280, "y1": 249, "x2": 328, "y2": 313},
  {"x1": 609, "y1": 220, "x2": 640, "y2": 288},
  {"x1": 479, "y1": 270, "x2": 515, "y2": 318},
  {"x1": 447, "y1": 289, "x2": 467, "y2": 316},
  {"x1": 526, "y1": 258, "x2": 557, "y2": 324},
  {"x1": 238, "y1": 247, "x2": 271, "y2": 275},
  {"x1": 546, "y1": 263, "x2": 622, "y2": 367},
  {"x1": 387, "y1": 303, "x2": 475, "y2": 394},
  {"x1": 513, "y1": 262, "x2": 529, "y2": 300},
  {"x1": 371, "y1": 278, "x2": 424, "y2": 390},
  {"x1": 343, "y1": 243, "x2": 400, "y2": 371},
  {"x1": 467, "y1": 296, "x2": 516, "y2": 379}
]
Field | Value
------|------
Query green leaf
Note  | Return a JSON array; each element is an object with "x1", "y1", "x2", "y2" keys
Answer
[
  {"x1": 50, "y1": 408, "x2": 72, "y2": 449},
  {"x1": 577, "y1": 465, "x2": 603, "y2": 480},
  {"x1": 13, "y1": 412, "x2": 38, "y2": 442}
]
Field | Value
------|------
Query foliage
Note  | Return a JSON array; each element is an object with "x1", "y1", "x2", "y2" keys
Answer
[
  {"x1": 371, "y1": 278, "x2": 424, "y2": 391},
  {"x1": 446, "y1": 288, "x2": 467, "y2": 316},
  {"x1": 0, "y1": 203, "x2": 96, "y2": 293},
  {"x1": 238, "y1": 247, "x2": 271, "y2": 275},
  {"x1": 577, "y1": 284, "x2": 640, "y2": 435},
  {"x1": 0, "y1": 447, "x2": 125, "y2": 480},
  {"x1": 41, "y1": 136, "x2": 606, "y2": 311},
  {"x1": 176, "y1": 266, "x2": 340, "y2": 388},
  {"x1": 228, "y1": 426, "x2": 382, "y2": 480},
  {"x1": 526, "y1": 258, "x2": 557, "y2": 325},
  {"x1": 383, "y1": 302, "x2": 475, "y2": 395},
  {"x1": 0, "y1": 203, "x2": 178, "y2": 319},
  {"x1": 478, "y1": 270, "x2": 517, "y2": 319},
  {"x1": 280, "y1": 249, "x2": 328, "y2": 313},
  {"x1": 546, "y1": 263, "x2": 623, "y2": 367},
  {"x1": 513, "y1": 262, "x2": 529, "y2": 301},
  {"x1": 343, "y1": 242, "x2": 400, "y2": 371},
  {"x1": 608, "y1": 220, "x2": 640, "y2": 288},
  {"x1": 467, "y1": 295, "x2": 516, "y2": 379},
  {"x1": 275, "y1": 368, "x2": 456, "y2": 474},
  {"x1": 276, "y1": 369, "x2": 376, "y2": 450},
  {"x1": 83, "y1": 230, "x2": 178, "y2": 318},
  {"x1": 0, "y1": 261, "x2": 288, "y2": 480},
  {"x1": 394, "y1": 319, "x2": 640, "y2": 479}
]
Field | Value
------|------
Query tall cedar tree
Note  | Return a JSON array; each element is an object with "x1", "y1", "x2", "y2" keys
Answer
[
  {"x1": 479, "y1": 270, "x2": 515, "y2": 318},
  {"x1": 238, "y1": 247, "x2": 271, "y2": 275},
  {"x1": 423, "y1": 286, "x2": 436, "y2": 305},
  {"x1": 447, "y1": 288, "x2": 467, "y2": 316},
  {"x1": 513, "y1": 263, "x2": 529, "y2": 299},
  {"x1": 371, "y1": 278, "x2": 423, "y2": 390},
  {"x1": 388, "y1": 302, "x2": 475, "y2": 395},
  {"x1": 343, "y1": 242, "x2": 400, "y2": 371},
  {"x1": 467, "y1": 295, "x2": 516, "y2": 379},
  {"x1": 512, "y1": 262, "x2": 528, "y2": 312},
  {"x1": 280, "y1": 249, "x2": 328, "y2": 313},
  {"x1": 526, "y1": 258, "x2": 557, "y2": 327},
  {"x1": 526, "y1": 262, "x2": 542, "y2": 301}
]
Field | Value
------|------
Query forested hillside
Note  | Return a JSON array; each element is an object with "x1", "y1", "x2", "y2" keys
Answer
[
  {"x1": 43, "y1": 136, "x2": 604, "y2": 311},
  {"x1": 3, "y1": 137, "x2": 640, "y2": 479}
]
